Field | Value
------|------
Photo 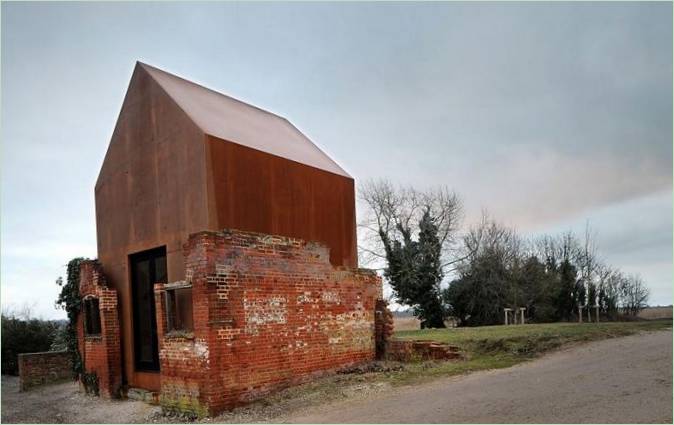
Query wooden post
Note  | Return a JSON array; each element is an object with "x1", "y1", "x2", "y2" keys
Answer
[
  {"x1": 594, "y1": 305, "x2": 600, "y2": 323},
  {"x1": 520, "y1": 307, "x2": 526, "y2": 325},
  {"x1": 504, "y1": 308, "x2": 512, "y2": 325}
]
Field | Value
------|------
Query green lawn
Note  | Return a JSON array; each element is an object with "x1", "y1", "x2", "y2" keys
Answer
[{"x1": 387, "y1": 320, "x2": 672, "y2": 384}]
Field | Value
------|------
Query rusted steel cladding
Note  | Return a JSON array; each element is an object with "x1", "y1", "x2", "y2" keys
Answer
[
  {"x1": 95, "y1": 64, "x2": 209, "y2": 391},
  {"x1": 206, "y1": 136, "x2": 357, "y2": 268},
  {"x1": 94, "y1": 62, "x2": 358, "y2": 392}
]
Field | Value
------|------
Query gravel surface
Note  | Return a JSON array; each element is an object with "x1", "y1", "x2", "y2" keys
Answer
[
  {"x1": 280, "y1": 329, "x2": 673, "y2": 423},
  {"x1": 1, "y1": 375, "x2": 160, "y2": 424}
]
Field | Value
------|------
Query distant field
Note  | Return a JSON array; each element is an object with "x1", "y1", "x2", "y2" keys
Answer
[
  {"x1": 639, "y1": 306, "x2": 673, "y2": 320},
  {"x1": 394, "y1": 307, "x2": 672, "y2": 330},
  {"x1": 393, "y1": 316, "x2": 421, "y2": 331}
]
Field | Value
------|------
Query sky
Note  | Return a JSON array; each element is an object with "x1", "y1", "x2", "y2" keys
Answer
[{"x1": 2, "y1": 1, "x2": 671, "y2": 319}]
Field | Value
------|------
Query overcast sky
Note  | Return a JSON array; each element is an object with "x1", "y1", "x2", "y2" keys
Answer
[{"x1": 2, "y1": 2, "x2": 671, "y2": 319}]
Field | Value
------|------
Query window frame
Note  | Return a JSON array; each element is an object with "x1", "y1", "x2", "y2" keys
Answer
[
  {"x1": 83, "y1": 297, "x2": 102, "y2": 336},
  {"x1": 163, "y1": 282, "x2": 194, "y2": 335}
]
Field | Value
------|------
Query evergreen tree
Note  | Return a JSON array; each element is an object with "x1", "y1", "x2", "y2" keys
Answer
[
  {"x1": 383, "y1": 209, "x2": 447, "y2": 328},
  {"x1": 556, "y1": 259, "x2": 578, "y2": 320}
]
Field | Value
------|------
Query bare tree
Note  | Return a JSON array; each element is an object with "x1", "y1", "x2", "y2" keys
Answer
[
  {"x1": 458, "y1": 211, "x2": 523, "y2": 270},
  {"x1": 358, "y1": 179, "x2": 463, "y2": 271},
  {"x1": 577, "y1": 222, "x2": 601, "y2": 307},
  {"x1": 620, "y1": 274, "x2": 650, "y2": 316}
]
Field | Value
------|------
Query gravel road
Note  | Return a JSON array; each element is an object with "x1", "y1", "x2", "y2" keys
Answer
[{"x1": 281, "y1": 330, "x2": 673, "y2": 423}]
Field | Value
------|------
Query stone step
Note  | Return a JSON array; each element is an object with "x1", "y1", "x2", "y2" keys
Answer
[{"x1": 126, "y1": 387, "x2": 160, "y2": 405}]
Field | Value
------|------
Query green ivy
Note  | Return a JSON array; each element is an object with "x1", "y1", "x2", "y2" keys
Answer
[
  {"x1": 55, "y1": 258, "x2": 87, "y2": 379},
  {"x1": 81, "y1": 371, "x2": 99, "y2": 396}
]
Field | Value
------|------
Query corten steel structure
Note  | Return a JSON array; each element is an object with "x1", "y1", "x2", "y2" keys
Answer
[{"x1": 95, "y1": 62, "x2": 358, "y2": 392}]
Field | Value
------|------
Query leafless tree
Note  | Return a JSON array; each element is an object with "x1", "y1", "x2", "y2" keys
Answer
[
  {"x1": 533, "y1": 231, "x2": 581, "y2": 272},
  {"x1": 620, "y1": 274, "x2": 650, "y2": 316},
  {"x1": 460, "y1": 211, "x2": 523, "y2": 270},
  {"x1": 358, "y1": 179, "x2": 463, "y2": 271}
]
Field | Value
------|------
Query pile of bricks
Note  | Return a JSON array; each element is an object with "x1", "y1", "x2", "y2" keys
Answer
[{"x1": 386, "y1": 339, "x2": 464, "y2": 362}]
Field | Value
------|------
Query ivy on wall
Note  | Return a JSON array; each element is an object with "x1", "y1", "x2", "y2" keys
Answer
[{"x1": 55, "y1": 257, "x2": 98, "y2": 394}]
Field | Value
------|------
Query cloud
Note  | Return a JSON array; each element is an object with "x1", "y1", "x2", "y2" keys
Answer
[{"x1": 1, "y1": 1, "x2": 671, "y2": 317}]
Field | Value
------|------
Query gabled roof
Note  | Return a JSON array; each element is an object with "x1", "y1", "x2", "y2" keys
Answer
[{"x1": 138, "y1": 62, "x2": 350, "y2": 178}]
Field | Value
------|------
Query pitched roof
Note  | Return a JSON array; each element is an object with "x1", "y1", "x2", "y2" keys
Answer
[{"x1": 138, "y1": 62, "x2": 350, "y2": 178}]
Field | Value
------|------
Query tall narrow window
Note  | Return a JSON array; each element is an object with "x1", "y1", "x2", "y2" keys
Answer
[{"x1": 84, "y1": 298, "x2": 101, "y2": 336}]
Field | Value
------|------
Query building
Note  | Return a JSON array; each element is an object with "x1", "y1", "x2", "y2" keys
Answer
[{"x1": 77, "y1": 62, "x2": 386, "y2": 415}]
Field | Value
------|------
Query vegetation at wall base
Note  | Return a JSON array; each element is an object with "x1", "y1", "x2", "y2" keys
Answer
[{"x1": 81, "y1": 371, "x2": 99, "y2": 396}]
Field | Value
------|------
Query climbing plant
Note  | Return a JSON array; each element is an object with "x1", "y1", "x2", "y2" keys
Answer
[
  {"x1": 80, "y1": 371, "x2": 99, "y2": 396},
  {"x1": 55, "y1": 258, "x2": 87, "y2": 380}
]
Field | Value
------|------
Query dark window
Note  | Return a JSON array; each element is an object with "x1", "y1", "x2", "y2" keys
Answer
[
  {"x1": 165, "y1": 286, "x2": 194, "y2": 333},
  {"x1": 84, "y1": 298, "x2": 101, "y2": 336}
]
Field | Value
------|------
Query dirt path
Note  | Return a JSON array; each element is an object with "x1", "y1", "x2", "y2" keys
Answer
[
  {"x1": 281, "y1": 330, "x2": 673, "y2": 423},
  {"x1": 0, "y1": 375, "x2": 160, "y2": 424}
]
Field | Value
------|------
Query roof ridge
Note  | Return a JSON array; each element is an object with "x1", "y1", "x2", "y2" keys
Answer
[
  {"x1": 135, "y1": 61, "x2": 351, "y2": 178},
  {"x1": 137, "y1": 61, "x2": 286, "y2": 122}
]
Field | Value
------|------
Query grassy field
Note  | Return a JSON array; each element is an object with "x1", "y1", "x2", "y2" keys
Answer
[
  {"x1": 389, "y1": 320, "x2": 672, "y2": 384},
  {"x1": 638, "y1": 306, "x2": 673, "y2": 320},
  {"x1": 392, "y1": 316, "x2": 422, "y2": 331}
]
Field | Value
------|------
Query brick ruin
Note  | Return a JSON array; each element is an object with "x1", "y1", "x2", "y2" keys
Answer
[
  {"x1": 77, "y1": 260, "x2": 122, "y2": 398},
  {"x1": 77, "y1": 229, "x2": 385, "y2": 416}
]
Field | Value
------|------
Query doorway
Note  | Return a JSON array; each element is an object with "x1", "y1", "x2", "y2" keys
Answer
[{"x1": 129, "y1": 246, "x2": 166, "y2": 372}]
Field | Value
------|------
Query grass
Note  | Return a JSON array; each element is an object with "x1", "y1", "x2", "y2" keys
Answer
[{"x1": 390, "y1": 319, "x2": 673, "y2": 384}]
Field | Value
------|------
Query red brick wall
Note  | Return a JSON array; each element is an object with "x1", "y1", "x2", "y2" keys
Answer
[
  {"x1": 154, "y1": 229, "x2": 382, "y2": 416},
  {"x1": 18, "y1": 351, "x2": 72, "y2": 391},
  {"x1": 385, "y1": 340, "x2": 464, "y2": 362},
  {"x1": 78, "y1": 260, "x2": 122, "y2": 398},
  {"x1": 374, "y1": 300, "x2": 394, "y2": 359}
]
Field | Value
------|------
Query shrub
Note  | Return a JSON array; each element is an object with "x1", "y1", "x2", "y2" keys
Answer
[{"x1": 1, "y1": 313, "x2": 59, "y2": 375}]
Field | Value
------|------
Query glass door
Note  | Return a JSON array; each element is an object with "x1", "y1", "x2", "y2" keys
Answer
[{"x1": 129, "y1": 246, "x2": 166, "y2": 372}]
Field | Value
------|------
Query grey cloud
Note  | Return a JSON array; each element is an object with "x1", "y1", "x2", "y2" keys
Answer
[{"x1": 1, "y1": 1, "x2": 671, "y2": 318}]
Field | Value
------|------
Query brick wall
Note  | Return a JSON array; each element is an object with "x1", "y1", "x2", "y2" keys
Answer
[
  {"x1": 77, "y1": 260, "x2": 122, "y2": 398},
  {"x1": 374, "y1": 299, "x2": 394, "y2": 359},
  {"x1": 385, "y1": 339, "x2": 464, "y2": 362},
  {"x1": 18, "y1": 351, "x2": 72, "y2": 391},
  {"x1": 154, "y1": 229, "x2": 382, "y2": 416}
]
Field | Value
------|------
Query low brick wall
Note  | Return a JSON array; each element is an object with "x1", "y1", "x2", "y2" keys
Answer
[
  {"x1": 18, "y1": 351, "x2": 72, "y2": 391},
  {"x1": 386, "y1": 339, "x2": 464, "y2": 362}
]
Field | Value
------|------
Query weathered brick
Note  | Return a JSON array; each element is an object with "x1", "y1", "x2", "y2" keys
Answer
[
  {"x1": 155, "y1": 229, "x2": 382, "y2": 416},
  {"x1": 18, "y1": 351, "x2": 72, "y2": 391},
  {"x1": 77, "y1": 260, "x2": 122, "y2": 398}
]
